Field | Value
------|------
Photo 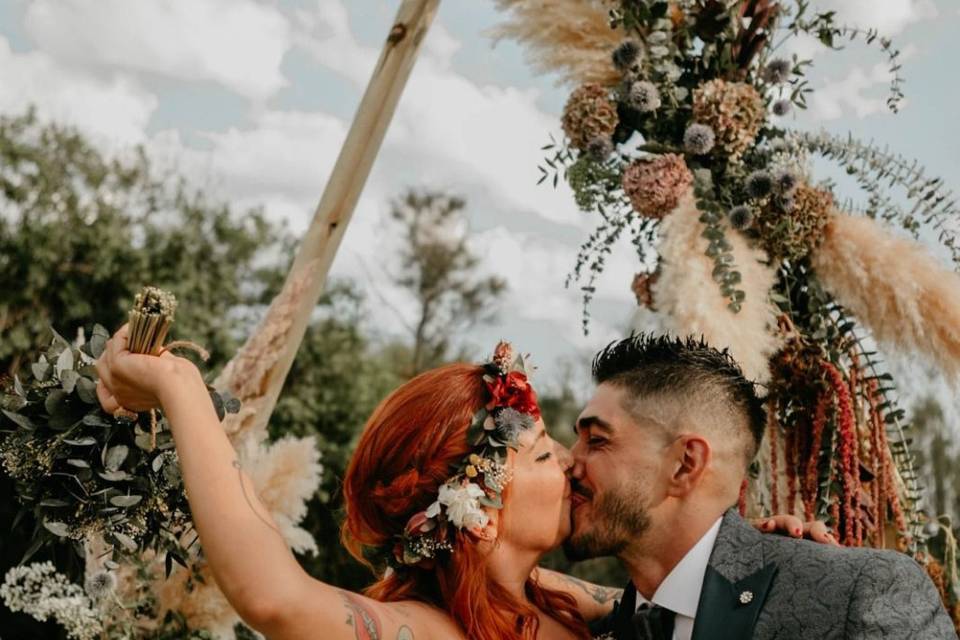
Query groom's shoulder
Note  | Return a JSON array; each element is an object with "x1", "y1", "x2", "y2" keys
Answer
[{"x1": 760, "y1": 531, "x2": 928, "y2": 587}]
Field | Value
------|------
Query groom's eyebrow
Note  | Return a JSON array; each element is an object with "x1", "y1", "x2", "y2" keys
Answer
[{"x1": 574, "y1": 416, "x2": 613, "y2": 434}]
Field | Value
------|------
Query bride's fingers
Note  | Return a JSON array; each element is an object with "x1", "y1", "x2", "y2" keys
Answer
[
  {"x1": 765, "y1": 514, "x2": 804, "y2": 537},
  {"x1": 94, "y1": 354, "x2": 113, "y2": 391},
  {"x1": 805, "y1": 520, "x2": 840, "y2": 546},
  {"x1": 96, "y1": 379, "x2": 121, "y2": 414}
]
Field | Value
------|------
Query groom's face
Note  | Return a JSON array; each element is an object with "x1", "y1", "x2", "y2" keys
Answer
[{"x1": 564, "y1": 383, "x2": 671, "y2": 560}]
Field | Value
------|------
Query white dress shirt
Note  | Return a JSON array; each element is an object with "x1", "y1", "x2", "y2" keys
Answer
[{"x1": 634, "y1": 517, "x2": 723, "y2": 640}]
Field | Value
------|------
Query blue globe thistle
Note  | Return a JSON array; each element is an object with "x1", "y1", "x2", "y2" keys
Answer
[
  {"x1": 627, "y1": 80, "x2": 661, "y2": 113},
  {"x1": 493, "y1": 408, "x2": 534, "y2": 445},
  {"x1": 772, "y1": 100, "x2": 792, "y2": 117},
  {"x1": 683, "y1": 123, "x2": 716, "y2": 155},
  {"x1": 772, "y1": 168, "x2": 799, "y2": 196},
  {"x1": 613, "y1": 40, "x2": 642, "y2": 72},
  {"x1": 762, "y1": 58, "x2": 792, "y2": 84},
  {"x1": 586, "y1": 136, "x2": 614, "y2": 161},
  {"x1": 729, "y1": 205, "x2": 754, "y2": 230},
  {"x1": 85, "y1": 570, "x2": 117, "y2": 600},
  {"x1": 745, "y1": 170, "x2": 773, "y2": 198}
]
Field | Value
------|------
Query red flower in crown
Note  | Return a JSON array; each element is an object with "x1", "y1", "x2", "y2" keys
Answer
[{"x1": 486, "y1": 371, "x2": 541, "y2": 419}]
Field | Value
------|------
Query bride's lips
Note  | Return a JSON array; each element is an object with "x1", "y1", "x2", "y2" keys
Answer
[{"x1": 570, "y1": 492, "x2": 589, "y2": 509}]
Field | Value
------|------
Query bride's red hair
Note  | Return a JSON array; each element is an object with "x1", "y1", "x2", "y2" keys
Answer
[{"x1": 342, "y1": 363, "x2": 588, "y2": 640}]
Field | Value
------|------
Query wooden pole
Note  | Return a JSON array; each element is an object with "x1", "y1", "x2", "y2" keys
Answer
[{"x1": 215, "y1": 0, "x2": 440, "y2": 440}]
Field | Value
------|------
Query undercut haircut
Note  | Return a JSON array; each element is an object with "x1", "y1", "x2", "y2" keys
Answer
[{"x1": 591, "y1": 333, "x2": 766, "y2": 463}]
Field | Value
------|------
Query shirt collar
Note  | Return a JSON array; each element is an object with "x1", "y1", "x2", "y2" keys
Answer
[{"x1": 635, "y1": 516, "x2": 723, "y2": 619}]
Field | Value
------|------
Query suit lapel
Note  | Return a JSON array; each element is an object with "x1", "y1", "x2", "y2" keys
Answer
[
  {"x1": 690, "y1": 509, "x2": 778, "y2": 640},
  {"x1": 690, "y1": 563, "x2": 777, "y2": 639}
]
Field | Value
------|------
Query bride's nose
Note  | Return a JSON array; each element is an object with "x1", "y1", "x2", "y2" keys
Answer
[{"x1": 555, "y1": 441, "x2": 574, "y2": 472}]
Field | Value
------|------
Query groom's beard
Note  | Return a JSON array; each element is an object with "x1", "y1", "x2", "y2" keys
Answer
[{"x1": 563, "y1": 485, "x2": 651, "y2": 561}]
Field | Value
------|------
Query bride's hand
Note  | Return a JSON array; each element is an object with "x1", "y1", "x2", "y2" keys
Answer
[
  {"x1": 95, "y1": 323, "x2": 195, "y2": 414},
  {"x1": 751, "y1": 514, "x2": 839, "y2": 546}
]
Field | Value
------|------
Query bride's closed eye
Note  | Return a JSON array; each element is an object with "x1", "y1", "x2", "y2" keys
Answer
[{"x1": 535, "y1": 451, "x2": 552, "y2": 462}]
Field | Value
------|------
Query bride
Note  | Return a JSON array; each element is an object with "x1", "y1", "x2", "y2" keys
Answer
[{"x1": 95, "y1": 327, "x2": 826, "y2": 639}]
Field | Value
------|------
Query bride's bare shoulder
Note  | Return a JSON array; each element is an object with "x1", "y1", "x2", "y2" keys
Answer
[{"x1": 389, "y1": 599, "x2": 466, "y2": 638}]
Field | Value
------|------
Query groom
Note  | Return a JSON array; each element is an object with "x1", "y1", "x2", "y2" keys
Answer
[{"x1": 568, "y1": 334, "x2": 956, "y2": 640}]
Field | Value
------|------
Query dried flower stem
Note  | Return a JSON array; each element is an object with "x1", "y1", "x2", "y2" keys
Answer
[
  {"x1": 767, "y1": 401, "x2": 780, "y2": 514},
  {"x1": 804, "y1": 390, "x2": 830, "y2": 521}
]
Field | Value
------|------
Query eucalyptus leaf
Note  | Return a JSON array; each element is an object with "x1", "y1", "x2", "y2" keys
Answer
[
  {"x1": 88, "y1": 334, "x2": 108, "y2": 360},
  {"x1": 38, "y1": 499, "x2": 71, "y2": 508},
  {"x1": 76, "y1": 377, "x2": 98, "y2": 404},
  {"x1": 43, "y1": 521, "x2": 71, "y2": 537},
  {"x1": 44, "y1": 389, "x2": 69, "y2": 416},
  {"x1": 112, "y1": 531, "x2": 138, "y2": 552},
  {"x1": 61, "y1": 369, "x2": 80, "y2": 394},
  {"x1": 98, "y1": 470, "x2": 132, "y2": 482},
  {"x1": 104, "y1": 445, "x2": 129, "y2": 471},
  {"x1": 13, "y1": 375, "x2": 25, "y2": 398},
  {"x1": 109, "y1": 495, "x2": 142, "y2": 508},
  {"x1": 64, "y1": 436, "x2": 97, "y2": 446},
  {"x1": 1, "y1": 409, "x2": 36, "y2": 431},
  {"x1": 31, "y1": 361, "x2": 51, "y2": 382},
  {"x1": 55, "y1": 347, "x2": 74, "y2": 377},
  {"x1": 66, "y1": 459, "x2": 90, "y2": 468},
  {"x1": 82, "y1": 412, "x2": 111, "y2": 427}
]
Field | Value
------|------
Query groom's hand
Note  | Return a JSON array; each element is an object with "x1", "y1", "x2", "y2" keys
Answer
[{"x1": 752, "y1": 514, "x2": 840, "y2": 546}]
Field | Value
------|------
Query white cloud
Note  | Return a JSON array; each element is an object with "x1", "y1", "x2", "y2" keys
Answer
[
  {"x1": 291, "y1": 0, "x2": 377, "y2": 86},
  {"x1": 810, "y1": 0, "x2": 937, "y2": 36},
  {"x1": 24, "y1": 0, "x2": 291, "y2": 101},
  {"x1": 0, "y1": 37, "x2": 157, "y2": 145},
  {"x1": 808, "y1": 61, "x2": 895, "y2": 120},
  {"x1": 150, "y1": 109, "x2": 348, "y2": 232}
]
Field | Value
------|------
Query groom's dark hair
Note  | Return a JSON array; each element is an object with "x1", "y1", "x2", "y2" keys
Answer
[{"x1": 591, "y1": 333, "x2": 766, "y2": 463}]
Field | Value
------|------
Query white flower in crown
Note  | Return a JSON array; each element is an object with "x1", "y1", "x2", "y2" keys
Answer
[{"x1": 427, "y1": 482, "x2": 490, "y2": 530}]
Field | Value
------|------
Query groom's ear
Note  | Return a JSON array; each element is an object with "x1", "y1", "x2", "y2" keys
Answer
[{"x1": 665, "y1": 435, "x2": 710, "y2": 497}]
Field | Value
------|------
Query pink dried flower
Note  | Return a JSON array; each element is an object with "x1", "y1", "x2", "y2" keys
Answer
[{"x1": 622, "y1": 154, "x2": 693, "y2": 218}]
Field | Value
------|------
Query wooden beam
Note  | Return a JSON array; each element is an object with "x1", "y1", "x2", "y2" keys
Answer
[{"x1": 215, "y1": 0, "x2": 440, "y2": 441}]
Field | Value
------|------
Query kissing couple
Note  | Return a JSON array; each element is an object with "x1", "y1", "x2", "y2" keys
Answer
[{"x1": 95, "y1": 330, "x2": 956, "y2": 639}]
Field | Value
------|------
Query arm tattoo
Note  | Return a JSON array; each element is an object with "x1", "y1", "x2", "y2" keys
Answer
[
  {"x1": 232, "y1": 458, "x2": 284, "y2": 537},
  {"x1": 338, "y1": 590, "x2": 382, "y2": 640},
  {"x1": 559, "y1": 574, "x2": 623, "y2": 605}
]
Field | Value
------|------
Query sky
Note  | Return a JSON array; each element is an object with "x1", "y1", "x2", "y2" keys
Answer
[{"x1": 1, "y1": 0, "x2": 958, "y2": 408}]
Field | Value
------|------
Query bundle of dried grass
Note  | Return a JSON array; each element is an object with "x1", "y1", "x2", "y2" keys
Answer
[
  {"x1": 812, "y1": 213, "x2": 960, "y2": 379},
  {"x1": 651, "y1": 189, "x2": 783, "y2": 383},
  {"x1": 489, "y1": 0, "x2": 623, "y2": 87}
]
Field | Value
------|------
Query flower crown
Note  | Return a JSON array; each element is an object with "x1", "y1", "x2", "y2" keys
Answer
[{"x1": 391, "y1": 341, "x2": 540, "y2": 568}]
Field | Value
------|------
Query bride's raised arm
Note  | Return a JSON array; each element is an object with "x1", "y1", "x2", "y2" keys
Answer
[{"x1": 95, "y1": 325, "x2": 456, "y2": 640}]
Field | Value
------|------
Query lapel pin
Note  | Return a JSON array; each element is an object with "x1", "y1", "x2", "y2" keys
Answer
[{"x1": 739, "y1": 590, "x2": 754, "y2": 605}]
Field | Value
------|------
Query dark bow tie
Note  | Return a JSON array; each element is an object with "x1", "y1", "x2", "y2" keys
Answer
[{"x1": 632, "y1": 603, "x2": 676, "y2": 640}]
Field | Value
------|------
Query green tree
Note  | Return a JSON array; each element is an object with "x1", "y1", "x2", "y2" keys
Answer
[
  {"x1": 388, "y1": 189, "x2": 506, "y2": 374},
  {"x1": 0, "y1": 108, "x2": 289, "y2": 376}
]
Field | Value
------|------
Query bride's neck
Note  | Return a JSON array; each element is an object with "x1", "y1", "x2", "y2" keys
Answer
[{"x1": 484, "y1": 542, "x2": 541, "y2": 602}]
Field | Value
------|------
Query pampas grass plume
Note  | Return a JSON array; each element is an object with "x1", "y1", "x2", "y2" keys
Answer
[
  {"x1": 651, "y1": 190, "x2": 783, "y2": 383},
  {"x1": 489, "y1": 0, "x2": 623, "y2": 87},
  {"x1": 812, "y1": 213, "x2": 960, "y2": 379}
]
